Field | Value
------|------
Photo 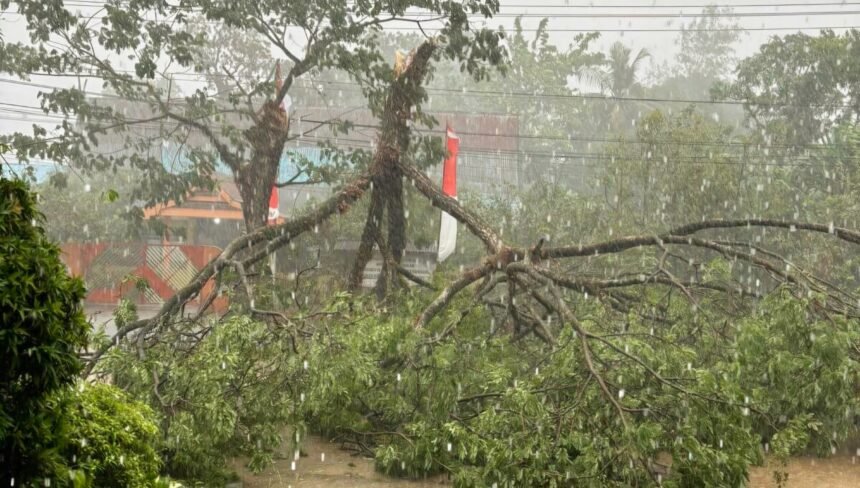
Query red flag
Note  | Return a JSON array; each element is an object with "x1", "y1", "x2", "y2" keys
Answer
[
  {"x1": 267, "y1": 185, "x2": 279, "y2": 225},
  {"x1": 437, "y1": 124, "x2": 459, "y2": 262},
  {"x1": 441, "y1": 124, "x2": 459, "y2": 197}
]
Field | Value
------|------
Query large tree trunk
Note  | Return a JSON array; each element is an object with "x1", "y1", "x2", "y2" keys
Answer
[
  {"x1": 386, "y1": 168, "x2": 406, "y2": 265},
  {"x1": 235, "y1": 102, "x2": 289, "y2": 232},
  {"x1": 347, "y1": 42, "x2": 436, "y2": 296},
  {"x1": 348, "y1": 187, "x2": 385, "y2": 290},
  {"x1": 374, "y1": 166, "x2": 406, "y2": 296},
  {"x1": 235, "y1": 157, "x2": 278, "y2": 232}
]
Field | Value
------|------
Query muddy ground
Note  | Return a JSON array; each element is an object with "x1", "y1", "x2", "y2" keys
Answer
[{"x1": 232, "y1": 435, "x2": 860, "y2": 488}]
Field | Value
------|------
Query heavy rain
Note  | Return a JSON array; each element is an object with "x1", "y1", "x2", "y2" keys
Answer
[{"x1": 2, "y1": 1, "x2": 860, "y2": 486}]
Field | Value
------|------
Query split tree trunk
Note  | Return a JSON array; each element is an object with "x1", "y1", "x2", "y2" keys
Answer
[
  {"x1": 235, "y1": 102, "x2": 290, "y2": 232},
  {"x1": 346, "y1": 41, "x2": 437, "y2": 296},
  {"x1": 348, "y1": 188, "x2": 385, "y2": 289}
]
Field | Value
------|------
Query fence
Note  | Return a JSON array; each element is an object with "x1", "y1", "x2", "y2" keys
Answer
[{"x1": 61, "y1": 242, "x2": 227, "y2": 313}]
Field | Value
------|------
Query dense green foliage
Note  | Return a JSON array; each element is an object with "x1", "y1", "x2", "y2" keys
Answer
[
  {"x1": 714, "y1": 29, "x2": 860, "y2": 148},
  {"x1": 101, "y1": 312, "x2": 299, "y2": 484},
  {"x1": 96, "y1": 280, "x2": 860, "y2": 486},
  {"x1": 0, "y1": 177, "x2": 91, "y2": 485},
  {"x1": 0, "y1": 176, "x2": 167, "y2": 488},
  {"x1": 61, "y1": 382, "x2": 163, "y2": 487},
  {"x1": 296, "y1": 289, "x2": 856, "y2": 487}
]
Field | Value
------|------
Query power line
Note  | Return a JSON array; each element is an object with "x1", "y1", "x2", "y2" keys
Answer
[
  {"x1": 50, "y1": 0, "x2": 860, "y2": 6},
  {"x1": 295, "y1": 117, "x2": 852, "y2": 154},
  {"x1": 24, "y1": 0, "x2": 860, "y2": 16},
  {"x1": 6, "y1": 73, "x2": 860, "y2": 111},
  {"x1": 360, "y1": 10, "x2": 860, "y2": 18},
  {"x1": 3, "y1": 133, "x2": 842, "y2": 169},
  {"x1": 371, "y1": 24, "x2": 860, "y2": 32},
  {"x1": 2, "y1": 122, "x2": 842, "y2": 169},
  {"x1": 292, "y1": 78, "x2": 860, "y2": 110},
  {"x1": 0, "y1": 100, "x2": 853, "y2": 153},
  {"x1": 499, "y1": 1, "x2": 860, "y2": 7},
  {"x1": 293, "y1": 132, "x2": 806, "y2": 163},
  {"x1": 2, "y1": 9, "x2": 857, "y2": 33},
  {"x1": 3, "y1": 104, "x2": 857, "y2": 168},
  {"x1": 47, "y1": 0, "x2": 860, "y2": 5}
]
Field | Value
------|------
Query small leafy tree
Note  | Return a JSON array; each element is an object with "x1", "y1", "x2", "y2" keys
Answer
[{"x1": 0, "y1": 176, "x2": 90, "y2": 486}]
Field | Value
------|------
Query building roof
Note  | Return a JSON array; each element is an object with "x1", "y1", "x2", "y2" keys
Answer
[{"x1": 142, "y1": 183, "x2": 246, "y2": 221}]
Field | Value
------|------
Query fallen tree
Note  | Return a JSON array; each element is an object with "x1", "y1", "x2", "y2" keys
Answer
[{"x1": 76, "y1": 37, "x2": 860, "y2": 487}]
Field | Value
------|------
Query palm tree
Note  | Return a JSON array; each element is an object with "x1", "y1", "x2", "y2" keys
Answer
[
  {"x1": 606, "y1": 42, "x2": 650, "y2": 96},
  {"x1": 576, "y1": 41, "x2": 651, "y2": 97},
  {"x1": 576, "y1": 42, "x2": 651, "y2": 133}
]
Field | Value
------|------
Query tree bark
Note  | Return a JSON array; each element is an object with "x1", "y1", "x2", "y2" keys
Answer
[
  {"x1": 348, "y1": 40, "x2": 437, "y2": 296},
  {"x1": 386, "y1": 169, "x2": 406, "y2": 265},
  {"x1": 348, "y1": 187, "x2": 385, "y2": 290},
  {"x1": 236, "y1": 102, "x2": 289, "y2": 232}
]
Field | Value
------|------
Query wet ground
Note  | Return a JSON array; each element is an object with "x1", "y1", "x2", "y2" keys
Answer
[
  {"x1": 234, "y1": 435, "x2": 860, "y2": 488},
  {"x1": 233, "y1": 435, "x2": 446, "y2": 488},
  {"x1": 747, "y1": 455, "x2": 860, "y2": 488}
]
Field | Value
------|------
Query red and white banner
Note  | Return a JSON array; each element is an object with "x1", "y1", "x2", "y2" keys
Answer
[
  {"x1": 437, "y1": 124, "x2": 459, "y2": 262},
  {"x1": 267, "y1": 185, "x2": 280, "y2": 225},
  {"x1": 267, "y1": 61, "x2": 288, "y2": 227}
]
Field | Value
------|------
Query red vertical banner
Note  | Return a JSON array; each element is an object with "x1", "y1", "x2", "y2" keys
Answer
[
  {"x1": 267, "y1": 186, "x2": 279, "y2": 225},
  {"x1": 437, "y1": 124, "x2": 459, "y2": 262}
]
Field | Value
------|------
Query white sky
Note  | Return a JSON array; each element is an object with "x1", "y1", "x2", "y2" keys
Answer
[{"x1": 1, "y1": 0, "x2": 859, "y2": 153}]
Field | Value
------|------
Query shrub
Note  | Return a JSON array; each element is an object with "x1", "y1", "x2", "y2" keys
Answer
[{"x1": 62, "y1": 382, "x2": 162, "y2": 487}]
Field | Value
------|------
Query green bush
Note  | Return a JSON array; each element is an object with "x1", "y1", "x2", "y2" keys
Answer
[
  {"x1": 0, "y1": 177, "x2": 91, "y2": 486},
  {"x1": 62, "y1": 382, "x2": 162, "y2": 487}
]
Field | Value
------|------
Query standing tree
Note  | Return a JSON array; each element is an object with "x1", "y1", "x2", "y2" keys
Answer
[
  {"x1": 0, "y1": 0, "x2": 506, "y2": 231},
  {"x1": 674, "y1": 6, "x2": 743, "y2": 82},
  {"x1": 576, "y1": 41, "x2": 651, "y2": 132},
  {"x1": 578, "y1": 41, "x2": 650, "y2": 98},
  {"x1": 0, "y1": 176, "x2": 90, "y2": 486}
]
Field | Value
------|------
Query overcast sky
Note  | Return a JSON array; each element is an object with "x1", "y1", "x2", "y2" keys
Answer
[{"x1": 1, "y1": 0, "x2": 859, "y2": 162}]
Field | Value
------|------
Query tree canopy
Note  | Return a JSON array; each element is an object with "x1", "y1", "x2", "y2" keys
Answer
[{"x1": 714, "y1": 29, "x2": 860, "y2": 148}]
